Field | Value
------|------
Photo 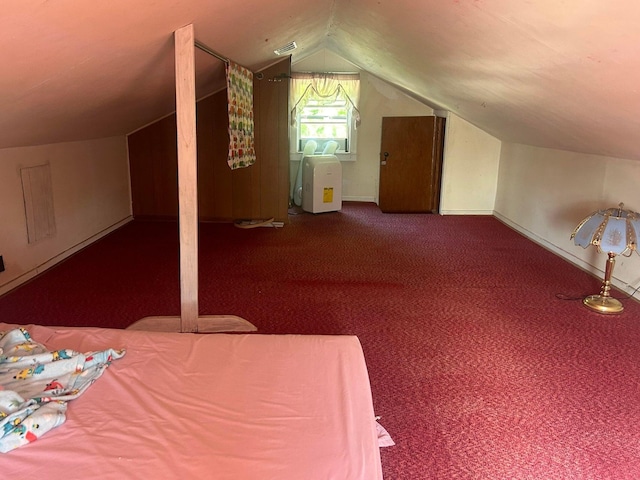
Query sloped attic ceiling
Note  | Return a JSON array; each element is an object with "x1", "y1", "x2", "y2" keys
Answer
[{"x1": 3, "y1": 1, "x2": 640, "y2": 161}]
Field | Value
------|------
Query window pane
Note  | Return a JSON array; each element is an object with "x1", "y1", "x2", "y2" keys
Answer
[{"x1": 296, "y1": 95, "x2": 353, "y2": 153}]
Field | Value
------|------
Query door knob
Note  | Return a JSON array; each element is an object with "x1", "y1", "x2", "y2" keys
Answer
[{"x1": 381, "y1": 152, "x2": 389, "y2": 165}]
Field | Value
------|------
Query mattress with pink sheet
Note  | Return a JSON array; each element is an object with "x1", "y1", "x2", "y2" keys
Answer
[{"x1": 0, "y1": 323, "x2": 383, "y2": 479}]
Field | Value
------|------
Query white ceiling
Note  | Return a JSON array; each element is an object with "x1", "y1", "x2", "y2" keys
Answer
[{"x1": 3, "y1": 0, "x2": 640, "y2": 161}]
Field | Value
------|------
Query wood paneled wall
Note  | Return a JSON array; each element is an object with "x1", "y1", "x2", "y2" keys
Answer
[{"x1": 128, "y1": 57, "x2": 291, "y2": 223}]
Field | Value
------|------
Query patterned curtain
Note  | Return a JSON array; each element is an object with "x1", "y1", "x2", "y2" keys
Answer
[
  {"x1": 290, "y1": 73, "x2": 360, "y2": 128},
  {"x1": 226, "y1": 61, "x2": 256, "y2": 169}
]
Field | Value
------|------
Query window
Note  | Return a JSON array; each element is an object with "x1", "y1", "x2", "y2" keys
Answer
[
  {"x1": 298, "y1": 98, "x2": 350, "y2": 153},
  {"x1": 291, "y1": 74, "x2": 360, "y2": 155}
]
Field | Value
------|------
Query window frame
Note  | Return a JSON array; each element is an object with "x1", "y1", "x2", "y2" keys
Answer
[
  {"x1": 290, "y1": 74, "x2": 360, "y2": 158},
  {"x1": 296, "y1": 98, "x2": 356, "y2": 154}
]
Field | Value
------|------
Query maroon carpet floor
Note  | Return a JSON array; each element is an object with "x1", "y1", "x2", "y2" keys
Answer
[{"x1": 2, "y1": 202, "x2": 640, "y2": 479}]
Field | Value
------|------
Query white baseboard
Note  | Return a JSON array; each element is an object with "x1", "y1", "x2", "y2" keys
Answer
[
  {"x1": 342, "y1": 196, "x2": 376, "y2": 203},
  {"x1": 440, "y1": 209, "x2": 494, "y2": 215},
  {"x1": 493, "y1": 211, "x2": 639, "y2": 301},
  {"x1": 0, "y1": 216, "x2": 133, "y2": 296}
]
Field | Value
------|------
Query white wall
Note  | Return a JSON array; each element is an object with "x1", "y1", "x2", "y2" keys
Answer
[
  {"x1": 0, "y1": 136, "x2": 132, "y2": 295},
  {"x1": 495, "y1": 142, "x2": 640, "y2": 297},
  {"x1": 440, "y1": 114, "x2": 502, "y2": 214},
  {"x1": 291, "y1": 49, "x2": 502, "y2": 210},
  {"x1": 291, "y1": 50, "x2": 434, "y2": 203}
]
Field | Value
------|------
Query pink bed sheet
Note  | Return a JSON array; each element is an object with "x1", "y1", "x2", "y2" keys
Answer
[{"x1": 0, "y1": 324, "x2": 383, "y2": 479}]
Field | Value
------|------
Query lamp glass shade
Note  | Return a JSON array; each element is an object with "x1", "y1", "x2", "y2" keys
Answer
[
  {"x1": 572, "y1": 214, "x2": 608, "y2": 249},
  {"x1": 571, "y1": 204, "x2": 639, "y2": 256}
]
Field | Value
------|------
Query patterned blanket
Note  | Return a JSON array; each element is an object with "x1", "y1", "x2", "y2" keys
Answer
[{"x1": 0, "y1": 328, "x2": 124, "y2": 452}]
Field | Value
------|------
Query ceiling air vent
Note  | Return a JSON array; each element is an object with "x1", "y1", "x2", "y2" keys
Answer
[{"x1": 274, "y1": 41, "x2": 297, "y2": 56}]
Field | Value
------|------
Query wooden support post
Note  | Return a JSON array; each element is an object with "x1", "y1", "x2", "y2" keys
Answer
[
  {"x1": 128, "y1": 24, "x2": 256, "y2": 334},
  {"x1": 175, "y1": 24, "x2": 199, "y2": 332}
]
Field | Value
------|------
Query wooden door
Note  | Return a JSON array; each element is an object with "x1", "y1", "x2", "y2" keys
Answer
[{"x1": 378, "y1": 116, "x2": 445, "y2": 213}]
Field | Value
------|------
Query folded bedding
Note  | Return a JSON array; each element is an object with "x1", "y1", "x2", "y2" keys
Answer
[{"x1": 0, "y1": 328, "x2": 124, "y2": 452}]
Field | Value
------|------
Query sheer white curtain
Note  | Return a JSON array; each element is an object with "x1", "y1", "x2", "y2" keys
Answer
[{"x1": 290, "y1": 73, "x2": 360, "y2": 127}]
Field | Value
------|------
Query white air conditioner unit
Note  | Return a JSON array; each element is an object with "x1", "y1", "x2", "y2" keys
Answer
[{"x1": 302, "y1": 155, "x2": 342, "y2": 214}]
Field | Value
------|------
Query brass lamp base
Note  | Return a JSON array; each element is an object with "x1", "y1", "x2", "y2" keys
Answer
[{"x1": 583, "y1": 295, "x2": 624, "y2": 314}]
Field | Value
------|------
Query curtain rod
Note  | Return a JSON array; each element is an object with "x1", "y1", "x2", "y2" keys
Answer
[
  {"x1": 194, "y1": 40, "x2": 229, "y2": 65},
  {"x1": 194, "y1": 40, "x2": 264, "y2": 79}
]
